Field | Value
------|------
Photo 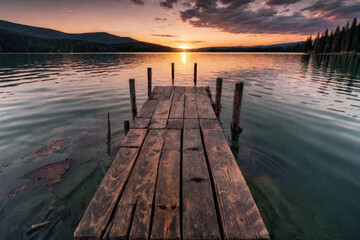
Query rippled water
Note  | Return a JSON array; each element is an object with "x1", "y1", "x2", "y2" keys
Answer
[{"x1": 0, "y1": 53, "x2": 359, "y2": 240}]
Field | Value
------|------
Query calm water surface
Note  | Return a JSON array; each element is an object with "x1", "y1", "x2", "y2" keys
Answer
[{"x1": 0, "y1": 53, "x2": 359, "y2": 240}]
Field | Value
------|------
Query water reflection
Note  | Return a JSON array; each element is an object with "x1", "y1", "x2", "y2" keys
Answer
[{"x1": 182, "y1": 52, "x2": 187, "y2": 64}]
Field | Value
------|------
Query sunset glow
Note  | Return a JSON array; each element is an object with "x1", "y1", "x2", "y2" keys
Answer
[{"x1": 0, "y1": 0, "x2": 359, "y2": 48}]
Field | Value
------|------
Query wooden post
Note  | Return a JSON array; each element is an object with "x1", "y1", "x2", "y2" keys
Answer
[
  {"x1": 171, "y1": 62, "x2": 174, "y2": 85},
  {"x1": 231, "y1": 82, "x2": 244, "y2": 134},
  {"x1": 194, "y1": 63, "x2": 197, "y2": 86},
  {"x1": 124, "y1": 120, "x2": 130, "y2": 135},
  {"x1": 107, "y1": 112, "x2": 111, "y2": 143},
  {"x1": 215, "y1": 77, "x2": 223, "y2": 117},
  {"x1": 129, "y1": 79, "x2": 137, "y2": 120},
  {"x1": 147, "y1": 67, "x2": 152, "y2": 97}
]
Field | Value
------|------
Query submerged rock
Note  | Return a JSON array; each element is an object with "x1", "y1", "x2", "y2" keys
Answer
[
  {"x1": 22, "y1": 139, "x2": 69, "y2": 162},
  {"x1": 0, "y1": 159, "x2": 73, "y2": 201}
]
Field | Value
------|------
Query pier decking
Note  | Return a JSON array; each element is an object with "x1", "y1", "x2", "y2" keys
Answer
[{"x1": 74, "y1": 86, "x2": 269, "y2": 240}]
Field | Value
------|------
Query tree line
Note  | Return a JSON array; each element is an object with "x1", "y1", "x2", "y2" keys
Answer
[
  {"x1": 0, "y1": 30, "x2": 172, "y2": 53},
  {"x1": 303, "y1": 18, "x2": 360, "y2": 54}
]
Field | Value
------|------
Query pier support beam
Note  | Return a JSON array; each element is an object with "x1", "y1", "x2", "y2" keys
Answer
[
  {"x1": 194, "y1": 63, "x2": 197, "y2": 86},
  {"x1": 129, "y1": 79, "x2": 137, "y2": 120},
  {"x1": 215, "y1": 77, "x2": 223, "y2": 117},
  {"x1": 231, "y1": 81, "x2": 244, "y2": 134},
  {"x1": 107, "y1": 112, "x2": 111, "y2": 143},
  {"x1": 124, "y1": 120, "x2": 130, "y2": 135},
  {"x1": 148, "y1": 68, "x2": 152, "y2": 97},
  {"x1": 172, "y1": 62, "x2": 174, "y2": 85}
]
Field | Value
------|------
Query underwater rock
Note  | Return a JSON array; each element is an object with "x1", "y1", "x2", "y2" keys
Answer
[
  {"x1": 22, "y1": 139, "x2": 69, "y2": 162},
  {"x1": 0, "y1": 159, "x2": 73, "y2": 201}
]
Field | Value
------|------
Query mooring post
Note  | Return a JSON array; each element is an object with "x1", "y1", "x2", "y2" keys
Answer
[
  {"x1": 147, "y1": 67, "x2": 152, "y2": 97},
  {"x1": 124, "y1": 120, "x2": 130, "y2": 135},
  {"x1": 107, "y1": 112, "x2": 111, "y2": 143},
  {"x1": 215, "y1": 77, "x2": 223, "y2": 117},
  {"x1": 194, "y1": 63, "x2": 197, "y2": 86},
  {"x1": 171, "y1": 62, "x2": 174, "y2": 85},
  {"x1": 231, "y1": 81, "x2": 244, "y2": 134},
  {"x1": 129, "y1": 79, "x2": 137, "y2": 120}
]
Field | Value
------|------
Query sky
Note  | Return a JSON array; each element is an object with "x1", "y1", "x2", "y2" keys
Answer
[{"x1": 0, "y1": 0, "x2": 360, "y2": 48}]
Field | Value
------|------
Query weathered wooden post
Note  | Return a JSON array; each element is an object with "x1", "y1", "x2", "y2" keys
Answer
[
  {"x1": 171, "y1": 62, "x2": 174, "y2": 85},
  {"x1": 147, "y1": 67, "x2": 152, "y2": 97},
  {"x1": 194, "y1": 63, "x2": 197, "y2": 86},
  {"x1": 124, "y1": 120, "x2": 130, "y2": 135},
  {"x1": 231, "y1": 81, "x2": 244, "y2": 134},
  {"x1": 107, "y1": 112, "x2": 111, "y2": 143},
  {"x1": 129, "y1": 79, "x2": 137, "y2": 120},
  {"x1": 215, "y1": 77, "x2": 223, "y2": 117}
]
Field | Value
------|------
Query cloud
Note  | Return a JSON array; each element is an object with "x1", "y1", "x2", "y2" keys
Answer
[
  {"x1": 131, "y1": 0, "x2": 144, "y2": 5},
  {"x1": 160, "y1": 0, "x2": 178, "y2": 9},
  {"x1": 179, "y1": 0, "x2": 336, "y2": 34},
  {"x1": 173, "y1": 40, "x2": 205, "y2": 44},
  {"x1": 152, "y1": 34, "x2": 180, "y2": 37},
  {"x1": 301, "y1": 0, "x2": 360, "y2": 20},
  {"x1": 155, "y1": 17, "x2": 168, "y2": 21},
  {"x1": 265, "y1": 0, "x2": 301, "y2": 6}
]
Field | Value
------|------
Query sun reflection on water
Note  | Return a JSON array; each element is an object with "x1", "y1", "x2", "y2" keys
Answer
[{"x1": 182, "y1": 52, "x2": 187, "y2": 64}]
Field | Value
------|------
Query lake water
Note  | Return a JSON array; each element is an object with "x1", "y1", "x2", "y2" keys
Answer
[{"x1": 0, "y1": 53, "x2": 359, "y2": 240}]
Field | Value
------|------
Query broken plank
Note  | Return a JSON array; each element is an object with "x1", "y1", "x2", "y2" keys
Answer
[
  {"x1": 151, "y1": 130, "x2": 181, "y2": 240},
  {"x1": 74, "y1": 147, "x2": 140, "y2": 240},
  {"x1": 109, "y1": 130, "x2": 166, "y2": 240},
  {"x1": 182, "y1": 128, "x2": 221, "y2": 240},
  {"x1": 202, "y1": 129, "x2": 269, "y2": 240}
]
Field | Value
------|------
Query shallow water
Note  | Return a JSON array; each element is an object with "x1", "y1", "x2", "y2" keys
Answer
[{"x1": 0, "y1": 53, "x2": 359, "y2": 240}]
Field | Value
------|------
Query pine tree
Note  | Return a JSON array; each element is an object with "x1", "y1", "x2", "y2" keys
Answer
[
  {"x1": 303, "y1": 35, "x2": 313, "y2": 52},
  {"x1": 324, "y1": 30, "x2": 333, "y2": 53},
  {"x1": 346, "y1": 18, "x2": 357, "y2": 51},
  {"x1": 313, "y1": 32, "x2": 321, "y2": 53},
  {"x1": 332, "y1": 26, "x2": 342, "y2": 52},
  {"x1": 350, "y1": 22, "x2": 360, "y2": 51},
  {"x1": 340, "y1": 22, "x2": 349, "y2": 52}
]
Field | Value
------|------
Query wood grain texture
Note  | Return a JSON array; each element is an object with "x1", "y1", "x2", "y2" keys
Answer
[
  {"x1": 202, "y1": 129, "x2": 269, "y2": 240},
  {"x1": 150, "y1": 118, "x2": 168, "y2": 129},
  {"x1": 197, "y1": 101, "x2": 217, "y2": 119},
  {"x1": 150, "y1": 86, "x2": 165, "y2": 100},
  {"x1": 184, "y1": 119, "x2": 199, "y2": 129},
  {"x1": 172, "y1": 87, "x2": 185, "y2": 102},
  {"x1": 169, "y1": 101, "x2": 184, "y2": 119},
  {"x1": 131, "y1": 118, "x2": 151, "y2": 129},
  {"x1": 167, "y1": 119, "x2": 183, "y2": 129},
  {"x1": 109, "y1": 130, "x2": 166, "y2": 240},
  {"x1": 184, "y1": 100, "x2": 198, "y2": 119},
  {"x1": 159, "y1": 86, "x2": 173, "y2": 100},
  {"x1": 199, "y1": 119, "x2": 222, "y2": 130},
  {"x1": 74, "y1": 148, "x2": 140, "y2": 240},
  {"x1": 151, "y1": 130, "x2": 181, "y2": 240},
  {"x1": 138, "y1": 100, "x2": 158, "y2": 118},
  {"x1": 153, "y1": 100, "x2": 171, "y2": 119},
  {"x1": 121, "y1": 129, "x2": 147, "y2": 148},
  {"x1": 182, "y1": 128, "x2": 221, "y2": 240}
]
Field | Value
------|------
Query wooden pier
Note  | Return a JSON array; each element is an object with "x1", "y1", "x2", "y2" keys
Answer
[{"x1": 74, "y1": 84, "x2": 269, "y2": 240}]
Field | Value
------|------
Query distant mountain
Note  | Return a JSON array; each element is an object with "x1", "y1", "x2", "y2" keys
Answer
[
  {"x1": 0, "y1": 20, "x2": 137, "y2": 44},
  {"x1": 193, "y1": 41, "x2": 304, "y2": 52}
]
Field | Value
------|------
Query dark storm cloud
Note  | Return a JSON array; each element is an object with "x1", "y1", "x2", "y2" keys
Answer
[
  {"x1": 152, "y1": 34, "x2": 179, "y2": 37},
  {"x1": 179, "y1": 0, "x2": 335, "y2": 34},
  {"x1": 265, "y1": 0, "x2": 301, "y2": 6},
  {"x1": 160, "y1": 0, "x2": 178, "y2": 9},
  {"x1": 301, "y1": 0, "x2": 360, "y2": 20}
]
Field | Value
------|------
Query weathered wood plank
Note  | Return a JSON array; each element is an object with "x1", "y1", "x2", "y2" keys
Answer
[
  {"x1": 167, "y1": 119, "x2": 183, "y2": 129},
  {"x1": 172, "y1": 87, "x2": 185, "y2": 102},
  {"x1": 150, "y1": 86, "x2": 165, "y2": 100},
  {"x1": 121, "y1": 129, "x2": 147, "y2": 148},
  {"x1": 153, "y1": 100, "x2": 171, "y2": 119},
  {"x1": 159, "y1": 86, "x2": 173, "y2": 100},
  {"x1": 199, "y1": 119, "x2": 222, "y2": 130},
  {"x1": 138, "y1": 100, "x2": 158, "y2": 118},
  {"x1": 74, "y1": 147, "x2": 140, "y2": 240},
  {"x1": 151, "y1": 130, "x2": 181, "y2": 240},
  {"x1": 197, "y1": 101, "x2": 217, "y2": 119},
  {"x1": 184, "y1": 100, "x2": 198, "y2": 119},
  {"x1": 182, "y1": 128, "x2": 221, "y2": 240},
  {"x1": 202, "y1": 129, "x2": 269, "y2": 240},
  {"x1": 184, "y1": 119, "x2": 199, "y2": 129},
  {"x1": 170, "y1": 101, "x2": 184, "y2": 119},
  {"x1": 109, "y1": 130, "x2": 166, "y2": 240},
  {"x1": 149, "y1": 118, "x2": 167, "y2": 129},
  {"x1": 131, "y1": 118, "x2": 151, "y2": 129}
]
